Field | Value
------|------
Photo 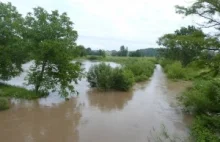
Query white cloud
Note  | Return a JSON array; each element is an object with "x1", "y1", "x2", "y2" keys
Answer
[{"x1": 2, "y1": 0, "x2": 198, "y2": 50}]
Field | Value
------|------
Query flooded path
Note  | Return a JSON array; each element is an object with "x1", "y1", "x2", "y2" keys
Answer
[{"x1": 0, "y1": 61, "x2": 192, "y2": 142}]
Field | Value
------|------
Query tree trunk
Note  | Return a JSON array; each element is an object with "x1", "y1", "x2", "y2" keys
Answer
[{"x1": 35, "y1": 60, "x2": 47, "y2": 95}]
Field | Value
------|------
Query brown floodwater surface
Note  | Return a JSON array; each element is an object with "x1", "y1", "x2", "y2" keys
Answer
[{"x1": 0, "y1": 61, "x2": 192, "y2": 142}]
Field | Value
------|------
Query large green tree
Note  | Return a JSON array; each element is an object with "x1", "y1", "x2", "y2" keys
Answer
[
  {"x1": 176, "y1": 0, "x2": 220, "y2": 75},
  {"x1": 24, "y1": 7, "x2": 82, "y2": 97},
  {"x1": 0, "y1": 2, "x2": 25, "y2": 80},
  {"x1": 158, "y1": 26, "x2": 207, "y2": 66}
]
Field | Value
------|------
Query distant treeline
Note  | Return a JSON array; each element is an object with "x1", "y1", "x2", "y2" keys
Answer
[
  {"x1": 129, "y1": 48, "x2": 158, "y2": 57},
  {"x1": 75, "y1": 45, "x2": 159, "y2": 57}
]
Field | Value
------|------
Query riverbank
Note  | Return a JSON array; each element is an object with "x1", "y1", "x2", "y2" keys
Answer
[
  {"x1": 160, "y1": 59, "x2": 220, "y2": 141},
  {"x1": 0, "y1": 83, "x2": 47, "y2": 100},
  {"x1": 0, "y1": 82, "x2": 48, "y2": 110}
]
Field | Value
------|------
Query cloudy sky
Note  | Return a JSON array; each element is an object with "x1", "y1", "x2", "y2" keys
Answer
[{"x1": 3, "y1": 0, "x2": 199, "y2": 50}]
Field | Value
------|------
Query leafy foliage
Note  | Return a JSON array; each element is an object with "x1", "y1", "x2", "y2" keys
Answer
[
  {"x1": 0, "y1": 2, "x2": 25, "y2": 80},
  {"x1": 111, "y1": 68, "x2": 134, "y2": 91},
  {"x1": 158, "y1": 26, "x2": 207, "y2": 66},
  {"x1": 124, "y1": 59, "x2": 155, "y2": 82},
  {"x1": 24, "y1": 7, "x2": 82, "y2": 97},
  {"x1": 87, "y1": 63, "x2": 135, "y2": 91},
  {"x1": 87, "y1": 63, "x2": 114, "y2": 90},
  {"x1": 181, "y1": 79, "x2": 220, "y2": 113},
  {"x1": 176, "y1": 0, "x2": 220, "y2": 31}
]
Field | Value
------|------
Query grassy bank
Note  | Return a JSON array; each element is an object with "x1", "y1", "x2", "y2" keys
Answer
[
  {"x1": 160, "y1": 59, "x2": 210, "y2": 80},
  {"x1": 160, "y1": 59, "x2": 220, "y2": 141},
  {"x1": 0, "y1": 83, "x2": 48, "y2": 100}
]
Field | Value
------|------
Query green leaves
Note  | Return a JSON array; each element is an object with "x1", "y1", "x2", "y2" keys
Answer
[
  {"x1": 0, "y1": 2, "x2": 25, "y2": 80},
  {"x1": 87, "y1": 63, "x2": 135, "y2": 91},
  {"x1": 25, "y1": 7, "x2": 82, "y2": 97},
  {"x1": 158, "y1": 26, "x2": 207, "y2": 66},
  {"x1": 176, "y1": 0, "x2": 220, "y2": 31}
]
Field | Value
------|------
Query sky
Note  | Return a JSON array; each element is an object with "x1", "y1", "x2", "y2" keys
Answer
[{"x1": 2, "y1": 0, "x2": 199, "y2": 50}]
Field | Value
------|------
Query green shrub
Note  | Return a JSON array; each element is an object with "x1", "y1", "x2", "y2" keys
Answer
[
  {"x1": 181, "y1": 79, "x2": 220, "y2": 114},
  {"x1": 0, "y1": 97, "x2": 9, "y2": 110},
  {"x1": 112, "y1": 68, "x2": 134, "y2": 91},
  {"x1": 125, "y1": 59, "x2": 155, "y2": 82},
  {"x1": 165, "y1": 61, "x2": 186, "y2": 79},
  {"x1": 87, "y1": 63, "x2": 113, "y2": 90},
  {"x1": 87, "y1": 63, "x2": 135, "y2": 91},
  {"x1": 192, "y1": 115, "x2": 220, "y2": 142}
]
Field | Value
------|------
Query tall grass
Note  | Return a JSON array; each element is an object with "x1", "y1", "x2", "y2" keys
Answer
[{"x1": 0, "y1": 83, "x2": 48, "y2": 99}]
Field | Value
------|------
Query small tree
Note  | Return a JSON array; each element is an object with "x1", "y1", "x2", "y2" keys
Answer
[
  {"x1": 0, "y1": 2, "x2": 25, "y2": 80},
  {"x1": 24, "y1": 7, "x2": 82, "y2": 97}
]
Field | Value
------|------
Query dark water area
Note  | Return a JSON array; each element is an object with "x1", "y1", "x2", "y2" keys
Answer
[{"x1": 0, "y1": 61, "x2": 192, "y2": 142}]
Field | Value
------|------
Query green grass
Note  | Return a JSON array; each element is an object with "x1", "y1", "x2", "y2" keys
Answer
[
  {"x1": 0, "y1": 97, "x2": 9, "y2": 110},
  {"x1": 160, "y1": 59, "x2": 211, "y2": 80},
  {"x1": 0, "y1": 83, "x2": 48, "y2": 100},
  {"x1": 103, "y1": 56, "x2": 156, "y2": 64}
]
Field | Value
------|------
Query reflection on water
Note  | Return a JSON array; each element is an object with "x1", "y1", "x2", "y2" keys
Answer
[
  {"x1": 0, "y1": 99, "x2": 81, "y2": 142},
  {"x1": 0, "y1": 61, "x2": 193, "y2": 142},
  {"x1": 87, "y1": 89, "x2": 133, "y2": 112}
]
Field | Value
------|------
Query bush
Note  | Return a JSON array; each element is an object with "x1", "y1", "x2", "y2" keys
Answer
[
  {"x1": 87, "y1": 63, "x2": 113, "y2": 90},
  {"x1": 165, "y1": 61, "x2": 186, "y2": 79},
  {"x1": 181, "y1": 79, "x2": 220, "y2": 141},
  {"x1": 112, "y1": 68, "x2": 134, "y2": 91},
  {"x1": 181, "y1": 79, "x2": 220, "y2": 114},
  {"x1": 192, "y1": 115, "x2": 220, "y2": 142},
  {"x1": 87, "y1": 63, "x2": 135, "y2": 91},
  {"x1": 125, "y1": 59, "x2": 155, "y2": 82},
  {"x1": 0, "y1": 97, "x2": 9, "y2": 110}
]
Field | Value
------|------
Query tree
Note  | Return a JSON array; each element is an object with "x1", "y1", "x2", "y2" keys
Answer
[
  {"x1": 176, "y1": 0, "x2": 220, "y2": 75},
  {"x1": 98, "y1": 49, "x2": 106, "y2": 57},
  {"x1": 75, "y1": 45, "x2": 87, "y2": 57},
  {"x1": 0, "y1": 2, "x2": 25, "y2": 80},
  {"x1": 119, "y1": 45, "x2": 128, "y2": 56},
  {"x1": 176, "y1": 0, "x2": 220, "y2": 33},
  {"x1": 158, "y1": 26, "x2": 207, "y2": 66},
  {"x1": 24, "y1": 7, "x2": 82, "y2": 97}
]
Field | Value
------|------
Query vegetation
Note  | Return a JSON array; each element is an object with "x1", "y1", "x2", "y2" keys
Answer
[
  {"x1": 0, "y1": 83, "x2": 47, "y2": 99},
  {"x1": 87, "y1": 57, "x2": 156, "y2": 91},
  {"x1": 180, "y1": 79, "x2": 220, "y2": 141},
  {"x1": 87, "y1": 63, "x2": 134, "y2": 91},
  {"x1": 129, "y1": 48, "x2": 159, "y2": 57},
  {"x1": 0, "y1": 2, "x2": 26, "y2": 80},
  {"x1": 156, "y1": 0, "x2": 220, "y2": 141},
  {"x1": 0, "y1": 97, "x2": 9, "y2": 111},
  {"x1": 124, "y1": 59, "x2": 155, "y2": 82},
  {"x1": 24, "y1": 7, "x2": 82, "y2": 97}
]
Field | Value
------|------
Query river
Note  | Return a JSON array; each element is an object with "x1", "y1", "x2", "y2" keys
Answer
[{"x1": 0, "y1": 61, "x2": 192, "y2": 142}]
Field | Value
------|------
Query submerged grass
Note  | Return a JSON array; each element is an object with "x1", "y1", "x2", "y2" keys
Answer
[{"x1": 0, "y1": 83, "x2": 48, "y2": 100}]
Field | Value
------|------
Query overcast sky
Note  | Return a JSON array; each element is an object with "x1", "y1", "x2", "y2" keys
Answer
[{"x1": 3, "y1": 0, "x2": 199, "y2": 50}]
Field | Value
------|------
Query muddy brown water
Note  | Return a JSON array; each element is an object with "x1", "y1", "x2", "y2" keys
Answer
[{"x1": 0, "y1": 61, "x2": 192, "y2": 142}]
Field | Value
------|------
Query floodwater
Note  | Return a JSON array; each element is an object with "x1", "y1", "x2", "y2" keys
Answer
[{"x1": 0, "y1": 61, "x2": 192, "y2": 142}]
